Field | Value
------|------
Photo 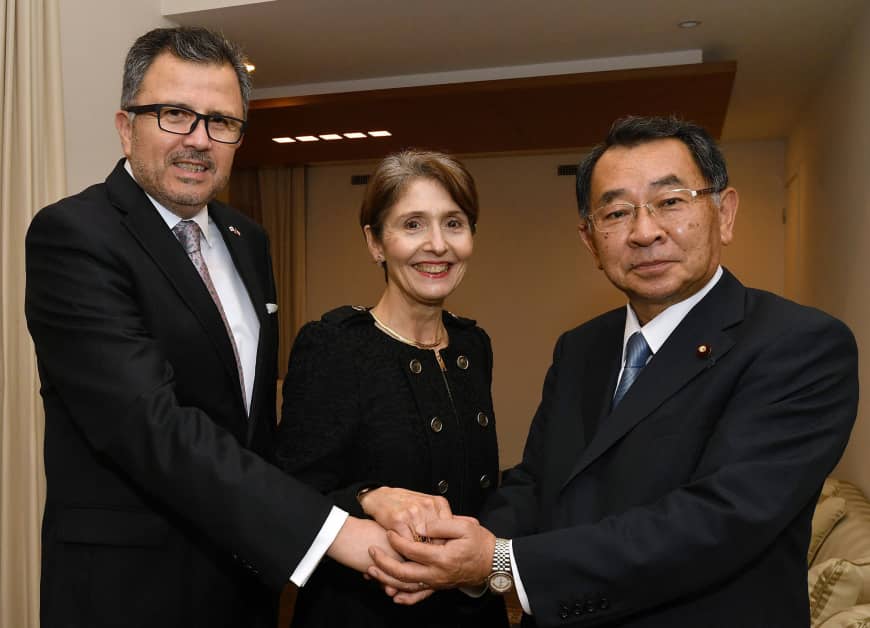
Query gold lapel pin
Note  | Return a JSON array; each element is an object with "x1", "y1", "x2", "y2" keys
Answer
[
  {"x1": 696, "y1": 344, "x2": 711, "y2": 358},
  {"x1": 228, "y1": 226, "x2": 241, "y2": 236}
]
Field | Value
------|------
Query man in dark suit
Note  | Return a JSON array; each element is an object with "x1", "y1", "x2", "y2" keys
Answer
[
  {"x1": 25, "y1": 26, "x2": 401, "y2": 628},
  {"x1": 368, "y1": 116, "x2": 859, "y2": 627}
]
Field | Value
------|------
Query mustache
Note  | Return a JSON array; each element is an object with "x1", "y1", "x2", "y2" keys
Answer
[{"x1": 168, "y1": 151, "x2": 215, "y2": 170}]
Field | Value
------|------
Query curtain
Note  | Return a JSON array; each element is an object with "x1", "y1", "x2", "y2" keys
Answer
[
  {"x1": 0, "y1": 0, "x2": 66, "y2": 626},
  {"x1": 229, "y1": 165, "x2": 306, "y2": 622},
  {"x1": 230, "y1": 166, "x2": 307, "y2": 379}
]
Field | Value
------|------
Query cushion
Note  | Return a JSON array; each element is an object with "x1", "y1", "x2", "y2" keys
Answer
[
  {"x1": 818, "y1": 603, "x2": 870, "y2": 627},
  {"x1": 815, "y1": 482, "x2": 870, "y2": 566},
  {"x1": 810, "y1": 497, "x2": 848, "y2": 565},
  {"x1": 808, "y1": 557, "x2": 870, "y2": 627},
  {"x1": 821, "y1": 478, "x2": 842, "y2": 501}
]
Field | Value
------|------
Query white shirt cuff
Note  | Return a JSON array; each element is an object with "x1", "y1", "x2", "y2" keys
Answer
[
  {"x1": 289, "y1": 506, "x2": 348, "y2": 587},
  {"x1": 510, "y1": 539, "x2": 532, "y2": 615}
]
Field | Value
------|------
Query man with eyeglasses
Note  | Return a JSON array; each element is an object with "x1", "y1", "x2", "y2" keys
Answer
[
  {"x1": 368, "y1": 116, "x2": 858, "y2": 627},
  {"x1": 25, "y1": 26, "x2": 412, "y2": 628}
]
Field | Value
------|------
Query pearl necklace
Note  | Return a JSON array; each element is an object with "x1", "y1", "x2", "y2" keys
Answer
[{"x1": 370, "y1": 310, "x2": 443, "y2": 349}]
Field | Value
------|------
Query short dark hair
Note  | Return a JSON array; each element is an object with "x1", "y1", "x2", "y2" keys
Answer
[
  {"x1": 575, "y1": 116, "x2": 729, "y2": 217},
  {"x1": 360, "y1": 150, "x2": 479, "y2": 239},
  {"x1": 121, "y1": 26, "x2": 252, "y2": 116}
]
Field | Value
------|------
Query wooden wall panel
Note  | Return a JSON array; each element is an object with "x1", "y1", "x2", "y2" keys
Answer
[{"x1": 235, "y1": 61, "x2": 736, "y2": 167}]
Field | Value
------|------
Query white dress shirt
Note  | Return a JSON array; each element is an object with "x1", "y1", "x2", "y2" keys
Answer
[
  {"x1": 614, "y1": 265, "x2": 724, "y2": 394},
  {"x1": 510, "y1": 266, "x2": 724, "y2": 615},
  {"x1": 151, "y1": 202, "x2": 260, "y2": 413},
  {"x1": 125, "y1": 162, "x2": 347, "y2": 586}
]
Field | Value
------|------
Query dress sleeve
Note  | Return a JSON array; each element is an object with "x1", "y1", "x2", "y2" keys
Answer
[{"x1": 276, "y1": 321, "x2": 372, "y2": 517}]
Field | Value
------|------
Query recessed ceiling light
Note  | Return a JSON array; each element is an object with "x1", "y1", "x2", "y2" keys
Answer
[
  {"x1": 319, "y1": 133, "x2": 343, "y2": 141},
  {"x1": 244, "y1": 63, "x2": 256, "y2": 73},
  {"x1": 272, "y1": 137, "x2": 295, "y2": 144},
  {"x1": 368, "y1": 130, "x2": 392, "y2": 137},
  {"x1": 296, "y1": 135, "x2": 320, "y2": 142},
  {"x1": 343, "y1": 132, "x2": 367, "y2": 139},
  {"x1": 678, "y1": 19, "x2": 701, "y2": 28}
]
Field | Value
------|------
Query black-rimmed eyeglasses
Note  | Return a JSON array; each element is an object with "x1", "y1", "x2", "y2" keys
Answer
[{"x1": 123, "y1": 104, "x2": 247, "y2": 144}]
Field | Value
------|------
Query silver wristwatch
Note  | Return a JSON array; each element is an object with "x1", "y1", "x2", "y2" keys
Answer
[{"x1": 487, "y1": 537, "x2": 513, "y2": 594}]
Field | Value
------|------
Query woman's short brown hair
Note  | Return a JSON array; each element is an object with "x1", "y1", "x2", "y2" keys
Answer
[{"x1": 359, "y1": 150, "x2": 479, "y2": 239}]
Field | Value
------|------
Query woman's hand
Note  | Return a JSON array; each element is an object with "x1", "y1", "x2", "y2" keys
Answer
[{"x1": 359, "y1": 487, "x2": 452, "y2": 541}]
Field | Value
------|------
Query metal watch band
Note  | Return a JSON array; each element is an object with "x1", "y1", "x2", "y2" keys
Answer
[
  {"x1": 487, "y1": 537, "x2": 514, "y2": 594},
  {"x1": 491, "y1": 538, "x2": 512, "y2": 574}
]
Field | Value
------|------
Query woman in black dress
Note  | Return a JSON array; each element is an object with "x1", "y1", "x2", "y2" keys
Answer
[{"x1": 276, "y1": 150, "x2": 508, "y2": 627}]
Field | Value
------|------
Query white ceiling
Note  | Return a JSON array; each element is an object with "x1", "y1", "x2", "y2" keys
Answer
[{"x1": 168, "y1": 0, "x2": 866, "y2": 140}]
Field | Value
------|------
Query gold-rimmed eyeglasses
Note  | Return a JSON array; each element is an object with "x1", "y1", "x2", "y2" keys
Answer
[
  {"x1": 123, "y1": 103, "x2": 247, "y2": 144},
  {"x1": 587, "y1": 187, "x2": 719, "y2": 234}
]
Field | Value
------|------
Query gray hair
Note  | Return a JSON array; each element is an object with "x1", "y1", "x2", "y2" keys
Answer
[
  {"x1": 121, "y1": 26, "x2": 252, "y2": 116},
  {"x1": 575, "y1": 116, "x2": 729, "y2": 218}
]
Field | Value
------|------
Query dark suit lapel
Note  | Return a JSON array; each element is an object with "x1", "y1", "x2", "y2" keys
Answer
[
  {"x1": 580, "y1": 311, "x2": 625, "y2": 444},
  {"x1": 106, "y1": 161, "x2": 244, "y2": 408},
  {"x1": 545, "y1": 312, "x2": 623, "y2": 503},
  {"x1": 208, "y1": 204, "x2": 269, "y2": 439},
  {"x1": 563, "y1": 270, "x2": 746, "y2": 487}
]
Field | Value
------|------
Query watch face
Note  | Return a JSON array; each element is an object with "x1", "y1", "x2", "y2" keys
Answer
[{"x1": 489, "y1": 571, "x2": 513, "y2": 594}]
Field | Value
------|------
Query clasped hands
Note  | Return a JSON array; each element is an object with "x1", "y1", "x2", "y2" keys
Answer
[{"x1": 358, "y1": 487, "x2": 497, "y2": 605}]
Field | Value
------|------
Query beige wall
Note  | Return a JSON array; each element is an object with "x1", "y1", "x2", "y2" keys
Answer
[
  {"x1": 59, "y1": 0, "x2": 170, "y2": 195},
  {"x1": 787, "y1": 3, "x2": 870, "y2": 495},
  {"x1": 55, "y1": 0, "x2": 796, "y2": 466},
  {"x1": 306, "y1": 142, "x2": 786, "y2": 466}
]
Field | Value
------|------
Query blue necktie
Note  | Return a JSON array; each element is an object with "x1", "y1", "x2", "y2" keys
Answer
[{"x1": 612, "y1": 332, "x2": 651, "y2": 408}]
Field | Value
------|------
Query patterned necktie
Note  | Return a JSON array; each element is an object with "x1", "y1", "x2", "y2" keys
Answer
[
  {"x1": 612, "y1": 331, "x2": 651, "y2": 408},
  {"x1": 172, "y1": 220, "x2": 245, "y2": 398}
]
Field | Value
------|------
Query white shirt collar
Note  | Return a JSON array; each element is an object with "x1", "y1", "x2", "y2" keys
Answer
[
  {"x1": 123, "y1": 160, "x2": 213, "y2": 247},
  {"x1": 623, "y1": 266, "x2": 724, "y2": 355}
]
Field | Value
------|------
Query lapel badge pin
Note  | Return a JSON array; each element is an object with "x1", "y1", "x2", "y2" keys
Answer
[
  {"x1": 229, "y1": 226, "x2": 241, "y2": 236},
  {"x1": 696, "y1": 344, "x2": 712, "y2": 358}
]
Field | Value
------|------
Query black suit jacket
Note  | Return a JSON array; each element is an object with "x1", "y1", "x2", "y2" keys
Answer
[
  {"x1": 25, "y1": 160, "x2": 333, "y2": 628},
  {"x1": 482, "y1": 269, "x2": 858, "y2": 628}
]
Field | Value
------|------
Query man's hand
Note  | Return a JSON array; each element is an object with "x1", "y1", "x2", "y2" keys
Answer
[
  {"x1": 359, "y1": 487, "x2": 452, "y2": 541},
  {"x1": 326, "y1": 516, "x2": 435, "y2": 602},
  {"x1": 366, "y1": 515, "x2": 495, "y2": 604},
  {"x1": 326, "y1": 516, "x2": 394, "y2": 573}
]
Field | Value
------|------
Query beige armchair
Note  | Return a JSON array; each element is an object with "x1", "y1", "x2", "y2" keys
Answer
[{"x1": 808, "y1": 478, "x2": 870, "y2": 627}]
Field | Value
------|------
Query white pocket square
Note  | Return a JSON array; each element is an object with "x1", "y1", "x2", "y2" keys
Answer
[{"x1": 266, "y1": 303, "x2": 278, "y2": 314}]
